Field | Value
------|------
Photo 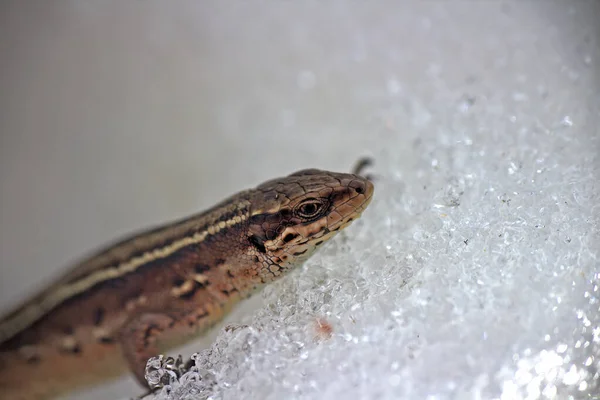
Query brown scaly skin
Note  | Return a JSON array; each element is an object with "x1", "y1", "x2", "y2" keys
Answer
[{"x1": 0, "y1": 167, "x2": 374, "y2": 400}]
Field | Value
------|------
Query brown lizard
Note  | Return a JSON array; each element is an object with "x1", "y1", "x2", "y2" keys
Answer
[{"x1": 0, "y1": 164, "x2": 374, "y2": 400}]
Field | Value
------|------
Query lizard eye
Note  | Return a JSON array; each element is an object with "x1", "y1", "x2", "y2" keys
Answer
[{"x1": 295, "y1": 198, "x2": 327, "y2": 220}]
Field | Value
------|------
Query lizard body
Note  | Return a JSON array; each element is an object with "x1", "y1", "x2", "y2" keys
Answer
[{"x1": 0, "y1": 167, "x2": 374, "y2": 399}]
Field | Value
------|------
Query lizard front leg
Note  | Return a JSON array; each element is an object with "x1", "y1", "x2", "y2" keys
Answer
[
  {"x1": 119, "y1": 304, "x2": 219, "y2": 391},
  {"x1": 119, "y1": 312, "x2": 178, "y2": 387}
]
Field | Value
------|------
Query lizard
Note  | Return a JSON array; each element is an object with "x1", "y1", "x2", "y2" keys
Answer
[{"x1": 0, "y1": 162, "x2": 374, "y2": 400}]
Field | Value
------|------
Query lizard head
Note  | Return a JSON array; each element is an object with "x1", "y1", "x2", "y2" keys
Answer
[{"x1": 246, "y1": 168, "x2": 374, "y2": 281}]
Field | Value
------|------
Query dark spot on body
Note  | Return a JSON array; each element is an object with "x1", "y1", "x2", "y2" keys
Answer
[
  {"x1": 60, "y1": 344, "x2": 81, "y2": 355},
  {"x1": 179, "y1": 289, "x2": 196, "y2": 301},
  {"x1": 143, "y1": 324, "x2": 160, "y2": 347},
  {"x1": 26, "y1": 355, "x2": 41, "y2": 364},
  {"x1": 266, "y1": 230, "x2": 277, "y2": 240},
  {"x1": 198, "y1": 280, "x2": 209, "y2": 289},
  {"x1": 249, "y1": 235, "x2": 266, "y2": 253},
  {"x1": 203, "y1": 235, "x2": 214, "y2": 244},
  {"x1": 293, "y1": 249, "x2": 307, "y2": 256},
  {"x1": 221, "y1": 288, "x2": 239, "y2": 296},
  {"x1": 173, "y1": 277, "x2": 186, "y2": 287},
  {"x1": 253, "y1": 256, "x2": 260, "y2": 262},
  {"x1": 93, "y1": 307, "x2": 105, "y2": 326},
  {"x1": 99, "y1": 337, "x2": 115, "y2": 345},
  {"x1": 315, "y1": 240, "x2": 324, "y2": 246},
  {"x1": 196, "y1": 311, "x2": 209, "y2": 320},
  {"x1": 194, "y1": 264, "x2": 210, "y2": 274},
  {"x1": 215, "y1": 258, "x2": 225, "y2": 266},
  {"x1": 347, "y1": 217, "x2": 354, "y2": 223},
  {"x1": 106, "y1": 278, "x2": 127, "y2": 289},
  {"x1": 283, "y1": 233, "x2": 298, "y2": 243},
  {"x1": 227, "y1": 270, "x2": 234, "y2": 278}
]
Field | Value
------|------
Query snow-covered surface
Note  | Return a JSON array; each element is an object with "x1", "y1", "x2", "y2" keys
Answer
[{"x1": 0, "y1": 2, "x2": 598, "y2": 400}]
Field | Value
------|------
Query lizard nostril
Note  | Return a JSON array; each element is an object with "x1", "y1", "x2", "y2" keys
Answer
[{"x1": 349, "y1": 180, "x2": 368, "y2": 195}]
